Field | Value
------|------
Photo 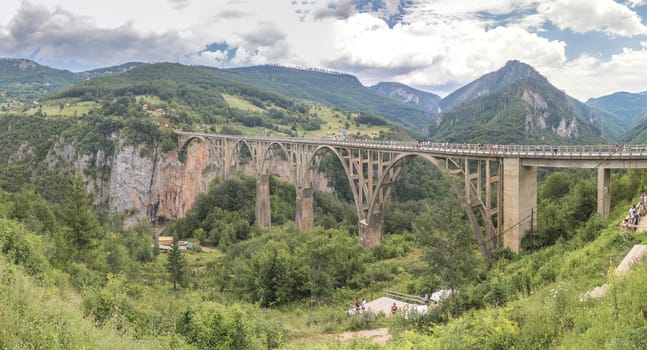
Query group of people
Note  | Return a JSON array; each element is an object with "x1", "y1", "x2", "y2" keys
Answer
[
  {"x1": 622, "y1": 192, "x2": 646, "y2": 231},
  {"x1": 353, "y1": 297, "x2": 367, "y2": 315},
  {"x1": 351, "y1": 292, "x2": 432, "y2": 316},
  {"x1": 615, "y1": 143, "x2": 628, "y2": 153}
]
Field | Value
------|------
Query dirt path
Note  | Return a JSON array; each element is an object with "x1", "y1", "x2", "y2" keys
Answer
[
  {"x1": 334, "y1": 328, "x2": 390, "y2": 345},
  {"x1": 294, "y1": 328, "x2": 390, "y2": 346},
  {"x1": 199, "y1": 246, "x2": 219, "y2": 253}
]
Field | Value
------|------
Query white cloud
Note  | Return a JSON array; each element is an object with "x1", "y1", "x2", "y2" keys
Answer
[
  {"x1": 168, "y1": 0, "x2": 191, "y2": 10},
  {"x1": 544, "y1": 47, "x2": 647, "y2": 100},
  {"x1": 327, "y1": 7, "x2": 566, "y2": 95},
  {"x1": 538, "y1": 0, "x2": 647, "y2": 36},
  {"x1": 0, "y1": 2, "x2": 202, "y2": 68},
  {"x1": 189, "y1": 50, "x2": 229, "y2": 66}
]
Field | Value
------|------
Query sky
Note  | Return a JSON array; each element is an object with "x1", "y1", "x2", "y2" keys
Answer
[{"x1": 1, "y1": 0, "x2": 647, "y2": 101}]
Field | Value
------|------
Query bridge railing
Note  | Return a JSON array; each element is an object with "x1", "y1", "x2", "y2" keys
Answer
[
  {"x1": 176, "y1": 131, "x2": 647, "y2": 158},
  {"x1": 383, "y1": 289, "x2": 425, "y2": 304}
]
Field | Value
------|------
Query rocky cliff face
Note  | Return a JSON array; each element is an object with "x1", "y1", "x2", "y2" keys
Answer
[{"x1": 45, "y1": 136, "x2": 332, "y2": 228}]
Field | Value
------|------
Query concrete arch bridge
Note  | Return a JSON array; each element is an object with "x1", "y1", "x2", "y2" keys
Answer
[{"x1": 177, "y1": 131, "x2": 647, "y2": 257}]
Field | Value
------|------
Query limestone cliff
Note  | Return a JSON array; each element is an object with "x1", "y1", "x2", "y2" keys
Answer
[{"x1": 44, "y1": 136, "x2": 331, "y2": 228}]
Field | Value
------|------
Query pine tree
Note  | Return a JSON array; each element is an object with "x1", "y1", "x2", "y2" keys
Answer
[
  {"x1": 166, "y1": 237, "x2": 187, "y2": 290},
  {"x1": 414, "y1": 176, "x2": 481, "y2": 317},
  {"x1": 59, "y1": 173, "x2": 101, "y2": 263}
]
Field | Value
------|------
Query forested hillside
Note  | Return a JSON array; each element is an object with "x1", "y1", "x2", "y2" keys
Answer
[
  {"x1": 586, "y1": 91, "x2": 647, "y2": 136},
  {"x1": 224, "y1": 65, "x2": 432, "y2": 130},
  {"x1": 0, "y1": 58, "x2": 82, "y2": 101},
  {"x1": 429, "y1": 61, "x2": 607, "y2": 144}
]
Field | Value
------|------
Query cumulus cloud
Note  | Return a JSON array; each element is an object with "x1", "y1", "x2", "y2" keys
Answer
[
  {"x1": 0, "y1": 2, "x2": 201, "y2": 69},
  {"x1": 326, "y1": 6, "x2": 566, "y2": 96},
  {"x1": 214, "y1": 9, "x2": 250, "y2": 20},
  {"x1": 168, "y1": 0, "x2": 191, "y2": 10},
  {"x1": 545, "y1": 46, "x2": 647, "y2": 100},
  {"x1": 189, "y1": 49, "x2": 229, "y2": 65},
  {"x1": 313, "y1": 0, "x2": 356, "y2": 19},
  {"x1": 240, "y1": 22, "x2": 287, "y2": 46},
  {"x1": 538, "y1": 0, "x2": 647, "y2": 36}
]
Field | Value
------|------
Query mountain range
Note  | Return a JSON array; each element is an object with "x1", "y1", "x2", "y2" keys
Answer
[{"x1": 2, "y1": 57, "x2": 647, "y2": 144}]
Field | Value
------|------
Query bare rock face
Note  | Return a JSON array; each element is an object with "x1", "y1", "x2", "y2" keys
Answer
[
  {"x1": 108, "y1": 143, "x2": 157, "y2": 227},
  {"x1": 149, "y1": 140, "x2": 220, "y2": 225},
  {"x1": 109, "y1": 140, "x2": 223, "y2": 228},
  {"x1": 44, "y1": 136, "x2": 335, "y2": 229},
  {"x1": 553, "y1": 117, "x2": 579, "y2": 139}
]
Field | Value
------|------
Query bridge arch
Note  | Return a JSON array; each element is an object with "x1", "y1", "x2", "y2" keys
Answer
[
  {"x1": 368, "y1": 153, "x2": 497, "y2": 256},
  {"x1": 297, "y1": 146, "x2": 498, "y2": 254},
  {"x1": 306, "y1": 145, "x2": 362, "y2": 214},
  {"x1": 178, "y1": 135, "x2": 229, "y2": 177},
  {"x1": 231, "y1": 139, "x2": 256, "y2": 175},
  {"x1": 259, "y1": 141, "x2": 293, "y2": 175},
  {"x1": 178, "y1": 135, "x2": 207, "y2": 154}
]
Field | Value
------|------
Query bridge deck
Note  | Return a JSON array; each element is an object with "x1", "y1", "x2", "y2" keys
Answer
[{"x1": 176, "y1": 131, "x2": 647, "y2": 161}]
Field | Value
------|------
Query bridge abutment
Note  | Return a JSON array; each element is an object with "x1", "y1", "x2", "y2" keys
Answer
[
  {"x1": 597, "y1": 168, "x2": 611, "y2": 218},
  {"x1": 256, "y1": 174, "x2": 271, "y2": 228},
  {"x1": 295, "y1": 186, "x2": 314, "y2": 230},
  {"x1": 503, "y1": 158, "x2": 537, "y2": 252}
]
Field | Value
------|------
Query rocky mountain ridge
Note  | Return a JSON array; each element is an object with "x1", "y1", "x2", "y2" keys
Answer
[
  {"x1": 369, "y1": 82, "x2": 441, "y2": 114},
  {"x1": 428, "y1": 64, "x2": 605, "y2": 144}
]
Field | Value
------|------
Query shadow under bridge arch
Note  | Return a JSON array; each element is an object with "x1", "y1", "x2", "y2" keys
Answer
[
  {"x1": 178, "y1": 135, "x2": 229, "y2": 177},
  {"x1": 367, "y1": 152, "x2": 500, "y2": 257}
]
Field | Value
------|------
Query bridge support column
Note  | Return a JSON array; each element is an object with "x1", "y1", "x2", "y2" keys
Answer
[
  {"x1": 256, "y1": 174, "x2": 271, "y2": 228},
  {"x1": 503, "y1": 158, "x2": 537, "y2": 252},
  {"x1": 295, "y1": 186, "x2": 314, "y2": 230},
  {"x1": 597, "y1": 168, "x2": 611, "y2": 218},
  {"x1": 358, "y1": 213, "x2": 384, "y2": 248}
]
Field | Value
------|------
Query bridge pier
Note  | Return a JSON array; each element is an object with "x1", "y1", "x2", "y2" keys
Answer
[
  {"x1": 295, "y1": 186, "x2": 314, "y2": 230},
  {"x1": 256, "y1": 174, "x2": 271, "y2": 228},
  {"x1": 503, "y1": 158, "x2": 537, "y2": 252},
  {"x1": 358, "y1": 213, "x2": 384, "y2": 248},
  {"x1": 597, "y1": 168, "x2": 611, "y2": 218}
]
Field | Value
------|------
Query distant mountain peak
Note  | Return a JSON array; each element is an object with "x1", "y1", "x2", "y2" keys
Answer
[
  {"x1": 439, "y1": 60, "x2": 549, "y2": 112},
  {"x1": 500, "y1": 60, "x2": 546, "y2": 82},
  {"x1": 0, "y1": 57, "x2": 40, "y2": 70},
  {"x1": 430, "y1": 60, "x2": 606, "y2": 144}
]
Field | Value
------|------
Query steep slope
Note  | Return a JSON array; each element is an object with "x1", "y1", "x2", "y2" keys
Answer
[
  {"x1": 430, "y1": 72, "x2": 606, "y2": 144},
  {"x1": 222, "y1": 65, "x2": 432, "y2": 130},
  {"x1": 79, "y1": 62, "x2": 148, "y2": 80},
  {"x1": 438, "y1": 60, "x2": 544, "y2": 113},
  {"x1": 617, "y1": 117, "x2": 647, "y2": 143},
  {"x1": 0, "y1": 58, "x2": 82, "y2": 100},
  {"x1": 586, "y1": 91, "x2": 647, "y2": 134},
  {"x1": 370, "y1": 82, "x2": 441, "y2": 114}
]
